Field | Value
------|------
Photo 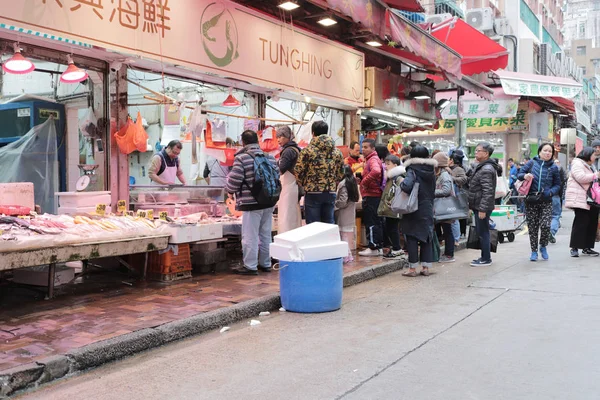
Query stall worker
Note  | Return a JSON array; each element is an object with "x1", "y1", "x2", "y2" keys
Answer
[
  {"x1": 148, "y1": 140, "x2": 187, "y2": 185},
  {"x1": 345, "y1": 141, "x2": 364, "y2": 177},
  {"x1": 276, "y1": 125, "x2": 302, "y2": 233}
]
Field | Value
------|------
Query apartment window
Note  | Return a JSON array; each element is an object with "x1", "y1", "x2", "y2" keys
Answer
[
  {"x1": 577, "y1": 46, "x2": 586, "y2": 56},
  {"x1": 581, "y1": 67, "x2": 586, "y2": 75},
  {"x1": 579, "y1": 23, "x2": 586, "y2": 38}
]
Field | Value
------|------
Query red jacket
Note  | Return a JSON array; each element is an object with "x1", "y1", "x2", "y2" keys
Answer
[{"x1": 360, "y1": 152, "x2": 383, "y2": 197}]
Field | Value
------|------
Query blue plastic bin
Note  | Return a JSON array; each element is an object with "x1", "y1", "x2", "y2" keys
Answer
[{"x1": 279, "y1": 258, "x2": 343, "y2": 313}]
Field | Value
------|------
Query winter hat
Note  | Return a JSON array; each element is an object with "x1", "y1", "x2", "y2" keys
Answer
[
  {"x1": 592, "y1": 139, "x2": 600, "y2": 148},
  {"x1": 433, "y1": 152, "x2": 449, "y2": 168}
]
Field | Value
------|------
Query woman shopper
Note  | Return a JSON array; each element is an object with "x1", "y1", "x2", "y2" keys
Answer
[
  {"x1": 449, "y1": 150, "x2": 468, "y2": 244},
  {"x1": 378, "y1": 155, "x2": 406, "y2": 258},
  {"x1": 400, "y1": 145, "x2": 437, "y2": 277},
  {"x1": 335, "y1": 165, "x2": 360, "y2": 263},
  {"x1": 517, "y1": 143, "x2": 561, "y2": 261},
  {"x1": 433, "y1": 152, "x2": 456, "y2": 263},
  {"x1": 565, "y1": 147, "x2": 600, "y2": 257}
]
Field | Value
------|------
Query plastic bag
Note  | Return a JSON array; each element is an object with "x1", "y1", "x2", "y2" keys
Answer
[
  {"x1": 134, "y1": 112, "x2": 149, "y2": 152},
  {"x1": 79, "y1": 106, "x2": 98, "y2": 137},
  {"x1": 189, "y1": 107, "x2": 205, "y2": 139},
  {"x1": 258, "y1": 127, "x2": 279, "y2": 153},
  {"x1": 495, "y1": 176, "x2": 508, "y2": 199},
  {"x1": 114, "y1": 117, "x2": 137, "y2": 154},
  {"x1": 295, "y1": 122, "x2": 313, "y2": 148}
]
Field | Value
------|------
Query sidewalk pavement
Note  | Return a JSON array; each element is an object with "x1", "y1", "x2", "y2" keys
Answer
[{"x1": 0, "y1": 250, "x2": 414, "y2": 397}]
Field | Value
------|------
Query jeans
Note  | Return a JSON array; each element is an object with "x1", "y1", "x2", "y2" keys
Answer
[
  {"x1": 406, "y1": 235, "x2": 433, "y2": 266},
  {"x1": 441, "y1": 222, "x2": 455, "y2": 257},
  {"x1": 242, "y1": 207, "x2": 274, "y2": 270},
  {"x1": 474, "y1": 210, "x2": 493, "y2": 262},
  {"x1": 362, "y1": 197, "x2": 384, "y2": 250},
  {"x1": 304, "y1": 192, "x2": 336, "y2": 224},
  {"x1": 550, "y1": 195, "x2": 562, "y2": 236},
  {"x1": 383, "y1": 218, "x2": 401, "y2": 251},
  {"x1": 451, "y1": 220, "x2": 461, "y2": 242}
]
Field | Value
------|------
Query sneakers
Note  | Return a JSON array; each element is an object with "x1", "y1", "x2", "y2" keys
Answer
[
  {"x1": 540, "y1": 247, "x2": 549, "y2": 260},
  {"x1": 530, "y1": 252, "x2": 538, "y2": 262},
  {"x1": 258, "y1": 265, "x2": 272, "y2": 272},
  {"x1": 570, "y1": 248, "x2": 579, "y2": 258},
  {"x1": 549, "y1": 234, "x2": 556, "y2": 244},
  {"x1": 438, "y1": 255, "x2": 456, "y2": 263},
  {"x1": 359, "y1": 248, "x2": 383, "y2": 257},
  {"x1": 582, "y1": 248, "x2": 600, "y2": 256},
  {"x1": 231, "y1": 266, "x2": 259, "y2": 275},
  {"x1": 383, "y1": 250, "x2": 404, "y2": 258},
  {"x1": 470, "y1": 258, "x2": 492, "y2": 267}
]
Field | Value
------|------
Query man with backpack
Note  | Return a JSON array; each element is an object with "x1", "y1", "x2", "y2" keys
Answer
[
  {"x1": 359, "y1": 138, "x2": 384, "y2": 256},
  {"x1": 295, "y1": 121, "x2": 344, "y2": 224},
  {"x1": 226, "y1": 130, "x2": 281, "y2": 275}
]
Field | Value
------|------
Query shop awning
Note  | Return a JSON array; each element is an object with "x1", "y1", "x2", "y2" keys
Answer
[
  {"x1": 430, "y1": 18, "x2": 509, "y2": 75},
  {"x1": 493, "y1": 70, "x2": 583, "y2": 99},
  {"x1": 386, "y1": 10, "x2": 463, "y2": 79},
  {"x1": 437, "y1": 87, "x2": 519, "y2": 119},
  {"x1": 382, "y1": 0, "x2": 425, "y2": 13}
]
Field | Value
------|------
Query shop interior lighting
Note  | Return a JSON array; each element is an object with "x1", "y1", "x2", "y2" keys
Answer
[
  {"x1": 317, "y1": 16, "x2": 337, "y2": 26},
  {"x1": 60, "y1": 55, "x2": 88, "y2": 83},
  {"x1": 222, "y1": 87, "x2": 241, "y2": 107},
  {"x1": 548, "y1": 109, "x2": 560, "y2": 113},
  {"x1": 303, "y1": 110, "x2": 315, "y2": 120},
  {"x1": 409, "y1": 91, "x2": 431, "y2": 100},
  {"x1": 369, "y1": 108, "x2": 423, "y2": 124},
  {"x1": 378, "y1": 119, "x2": 398, "y2": 126},
  {"x1": 304, "y1": 96, "x2": 312, "y2": 103},
  {"x1": 278, "y1": 1, "x2": 300, "y2": 10},
  {"x1": 436, "y1": 98, "x2": 451, "y2": 110},
  {"x1": 366, "y1": 40, "x2": 383, "y2": 47},
  {"x1": 3, "y1": 43, "x2": 35, "y2": 74}
]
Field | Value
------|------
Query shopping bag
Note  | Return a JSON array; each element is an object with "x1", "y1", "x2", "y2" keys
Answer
[
  {"x1": 434, "y1": 191, "x2": 469, "y2": 222},
  {"x1": 495, "y1": 176, "x2": 508, "y2": 199},
  {"x1": 391, "y1": 182, "x2": 419, "y2": 215},
  {"x1": 466, "y1": 226, "x2": 498, "y2": 253},
  {"x1": 516, "y1": 179, "x2": 532, "y2": 196},
  {"x1": 133, "y1": 112, "x2": 149, "y2": 152},
  {"x1": 432, "y1": 232, "x2": 440, "y2": 262},
  {"x1": 114, "y1": 117, "x2": 137, "y2": 154}
]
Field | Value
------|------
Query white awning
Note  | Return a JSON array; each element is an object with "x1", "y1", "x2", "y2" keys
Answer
[{"x1": 493, "y1": 70, "x2": 583, "y2": 99}]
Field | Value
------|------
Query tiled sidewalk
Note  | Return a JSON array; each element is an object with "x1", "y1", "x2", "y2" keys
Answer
[{"x1": 0, "y1": 255, "x2": 385, "y2": 372}]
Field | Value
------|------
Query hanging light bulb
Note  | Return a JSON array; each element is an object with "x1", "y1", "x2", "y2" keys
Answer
[
  {"x1": 60, "y1": 55, "x2": 88, "y2": 84},
  {"x1": 222, "y1": 87, "x2": 241, "y2": 107},
  {"x1": 3, "y1": 43, "x2": 35, "y2": 74}
]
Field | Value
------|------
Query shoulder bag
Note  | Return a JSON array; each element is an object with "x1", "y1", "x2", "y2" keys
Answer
[{"x1": 391, "y1": 172, "x2": 419, "y2": 215}]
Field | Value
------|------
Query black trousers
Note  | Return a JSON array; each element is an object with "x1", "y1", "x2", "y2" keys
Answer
[
  {"x1": 362, "y1": 197, "x2": 383, "y2": 250},
  {"x1": 406, "y1": 235, "x2": 433, "y2": 265},
  {"x1": 383, "y1": 218, "x2": 401, "y2": 251},
  {"x1": 570, "y1": 207, "x2": 599, "y2": 250}
]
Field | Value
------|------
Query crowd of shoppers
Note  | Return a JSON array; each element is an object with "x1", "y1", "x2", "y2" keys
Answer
[{"x1": 225, "y1": 123, "x2": 600, "y2": 276}]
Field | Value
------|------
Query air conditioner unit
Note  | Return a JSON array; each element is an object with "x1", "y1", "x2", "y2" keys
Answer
[
  {"x1": 493, "y1": 18, "x2": 512, "y2": 36},
  {"x1": 426, "y1": 13, "x2": 453, "y2": 25},
  {"x1": 466, "y1": 8, "x2": 495, "y2": 32}
]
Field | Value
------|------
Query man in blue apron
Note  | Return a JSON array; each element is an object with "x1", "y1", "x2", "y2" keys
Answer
[{"x1": 148, "y1": 140, "x2": 187, "y2": 185}]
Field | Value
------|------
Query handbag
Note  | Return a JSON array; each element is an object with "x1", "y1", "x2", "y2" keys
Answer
[
  {"x1": 516, "y1": 179, "x2": 532, "y2": 196},
  {"x1": 575, "y1": 179, "x2": 600, "y2": 208},
  {"x1": 466, "y1": 225, "x2": 498, "y2": 253},
  {"x1": 391, "y1": 172, "x2": 419, "y2": 215},
  {"x1": 434, "y1": 190, "x2": 469, "y2": 222}
]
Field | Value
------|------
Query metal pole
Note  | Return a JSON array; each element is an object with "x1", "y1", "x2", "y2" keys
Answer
[{"x1": 455, "y1": 87, "x2": 466, "y2": 148}]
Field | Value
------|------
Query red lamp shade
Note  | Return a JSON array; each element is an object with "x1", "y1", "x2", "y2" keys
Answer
[
  {"x1": 60, "y1": 59, "x2": 88, "y2": 83},
  {"x1": 3, "y1": 51, "x2": 35, "y2": 74},
  {"x1": 222, "y1": 88, "x2": 241, "y2": 107}
]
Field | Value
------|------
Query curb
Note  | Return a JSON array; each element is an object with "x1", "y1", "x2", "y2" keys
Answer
[{"x1": 0, "y1": 258, "x2": 407, "y2": 398}]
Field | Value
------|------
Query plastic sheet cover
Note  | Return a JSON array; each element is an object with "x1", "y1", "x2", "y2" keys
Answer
[{"x1": 0, "y1": 118, "x2": 57, "y2": 213}]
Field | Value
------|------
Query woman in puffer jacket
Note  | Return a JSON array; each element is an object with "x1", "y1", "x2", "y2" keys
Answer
[
  {"x1": 377, "y1": 155, "x2": 405, "y2": 259},
  {"x1": 565, "y1": 147, "x2": 600, "y2": 257},
  {"x1": 433, "y1": 152, "x2": 456, "y2": 263},
  {"x1": 517, "y1": 143, "x2": 561, "y2": 261}
]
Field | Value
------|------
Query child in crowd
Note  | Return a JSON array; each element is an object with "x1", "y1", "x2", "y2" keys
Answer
[
  {"x1": 378, "y1": 155, "x2": 406, "y2": 258},
  {"x1": 335, "y1": 165, "x2": 360, "y2": 263}
]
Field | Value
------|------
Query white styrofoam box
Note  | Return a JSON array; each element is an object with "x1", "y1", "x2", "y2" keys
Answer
[
  {"x1": 270, "y1": 241, "x2": 349, "y2": 262},
  {"x1": 56, "y1": 191, "x2": 111, "y2": 208},
  {"x1": 163, "y1": 223, "x2": 224, "y2": 244},
  {"x1": 274, "y1": 222, "x2": 340, "y2": 248},
  {"x1": 12, "y1": 265, "x2": 75, "y2": 287},
  {"x1": 0, "y1": 182, "x2": 35, "y2": 209},
  {"x1": 58, "y1": 206, "x2": 97, "y2": 215}
]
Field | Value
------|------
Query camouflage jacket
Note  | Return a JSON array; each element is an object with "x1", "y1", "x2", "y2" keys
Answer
[{"x1": 294, "y1": 135, "x2": 344, "y2": 193}]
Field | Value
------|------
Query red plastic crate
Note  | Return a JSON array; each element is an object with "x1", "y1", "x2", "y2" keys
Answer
[
  {"x1": 0, "y1": 205, "x2": 31, "y2": 216},
  {"x1": 148, "y1": 244, "x2": 192, "y2": 274}
]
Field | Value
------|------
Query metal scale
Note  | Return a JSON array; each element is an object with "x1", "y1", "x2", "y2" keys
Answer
[{"x1": 75, "y1": 164, "x2": 99, "y2": 192}]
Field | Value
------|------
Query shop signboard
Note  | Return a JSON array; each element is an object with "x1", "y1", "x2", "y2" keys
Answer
[
  {"x1": 499, "y1": 77, "x2": 582, "y2": 99},
  {"x1": 1, "y1": 0, "x2": 364, "y2": 108},
  {"x1": 441, "y1": 98, "x2": 518, "y2": 120},
  {"x1": 429, "y1": 101, "x2": 530, "y2": 135}
]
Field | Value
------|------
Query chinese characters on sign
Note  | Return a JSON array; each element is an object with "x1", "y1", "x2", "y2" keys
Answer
[
  {"x1": 500, "y1": 79, "x2": 582, "y2": 99},
  {"x1": 441, "y1": 99, "x2": 518, "y2": 120},
  {"x1": 42, "y1": 0, "x2": 171, "y2": 37},
  {"x1": 433, "y1": 102, "x2": 531, "y2": 135}
]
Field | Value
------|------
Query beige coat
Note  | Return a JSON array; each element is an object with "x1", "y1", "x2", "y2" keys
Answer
[
  {"x1": 565, "y1": 158, "x2": 596, "y2": 210},
  {"x1": 335, "y1": 179, "x2": 357, "y2": 233}
]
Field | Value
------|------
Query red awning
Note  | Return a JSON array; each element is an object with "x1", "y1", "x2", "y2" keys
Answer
[
  {"x1": 383, "y1": 0, "x2": 424, "y2": 13},
  {"x1": 429, "y1": 17, "x2": 508, "y2": 75}
]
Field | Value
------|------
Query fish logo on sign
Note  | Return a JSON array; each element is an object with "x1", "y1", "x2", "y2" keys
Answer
[{"x1": 200, "y1": 2, "x2": 239, "y2": 67}]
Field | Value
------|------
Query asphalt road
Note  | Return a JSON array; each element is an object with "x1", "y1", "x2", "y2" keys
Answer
[{"x1": 19, "y1": 211, "x2": 600, "y2": 400}]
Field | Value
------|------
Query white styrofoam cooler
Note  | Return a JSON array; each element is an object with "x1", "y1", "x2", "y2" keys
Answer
[
  {"x1": 58, "y1": 206, "x2": 97, "y2": 215},
  {"x1": 56, "y1": 191, "x2": 111, "y2": 208},
  {"x1": 271, "y1": 223, "x2": 346, "y2": 261},
  {"x1": 273, "y1": 222, "x2": 340, "y2": 248},
  {"x1": 162, "y1": 223, "x2": 224, "y2": 244},
  {"x1": 13, "y1": 265, "x2": 75, "y2": 287},
  {"x1": 0, "y1": 182, "x2": 35, "y2": 209},
  {"x1": 270, "y1": 241, "x2": 348, "y2": 262}
]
